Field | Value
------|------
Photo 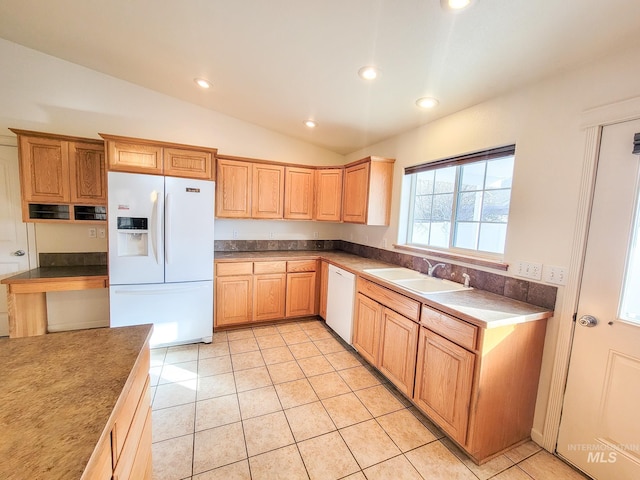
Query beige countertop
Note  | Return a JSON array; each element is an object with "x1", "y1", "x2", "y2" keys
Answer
[
  {"x1": 0, "y1": 324, "x2": 152, "y2": 480},
  {"x1": 215, "y1": 250, "x2": 553, "y2": 328}
]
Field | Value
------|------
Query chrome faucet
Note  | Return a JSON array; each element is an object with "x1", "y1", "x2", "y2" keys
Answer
[{"x1": 423, "y1": 259, "x2": 446, "y2": 277}]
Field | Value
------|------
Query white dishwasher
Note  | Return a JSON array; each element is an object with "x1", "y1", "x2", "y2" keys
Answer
[{"x1": 326, "y1": 264, "x2": 356, "y2": 344}]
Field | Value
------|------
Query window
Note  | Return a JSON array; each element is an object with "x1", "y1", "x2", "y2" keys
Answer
[{"x1": 405, "y1": 145, "x2": 515, "y2": 255}]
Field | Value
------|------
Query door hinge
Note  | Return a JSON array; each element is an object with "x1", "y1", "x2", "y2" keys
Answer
[{"x1": 572, "y1": 312, "x2": 577, "y2": 322}]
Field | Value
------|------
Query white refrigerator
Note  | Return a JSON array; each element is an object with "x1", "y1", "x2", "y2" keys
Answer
[{"x1": 108, "y1": 171, "x2": 214, "y2": 347}]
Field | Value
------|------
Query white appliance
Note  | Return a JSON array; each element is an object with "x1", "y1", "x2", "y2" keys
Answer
[
  {"x1": 326, "y1": 264, "x2": 356, "y2": 344},
  {"x1": 108, "y1": 171, "x2": 214, "y2": 347}
]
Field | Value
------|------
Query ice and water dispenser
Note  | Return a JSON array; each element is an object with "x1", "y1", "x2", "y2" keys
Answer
[{"x1": 116, "y1": 217, "x2": 149, "y2": 256}]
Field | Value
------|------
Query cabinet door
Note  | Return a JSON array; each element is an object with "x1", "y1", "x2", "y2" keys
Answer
[
  {"x1": 342, "y1": 162, "x2": 370, "y2": 224},
  {"x1": 319, "y1": 261, "x2": 329, "y2": 319},
  {"x1": 413, "y1": 327, "x2": 475, "y2": 445},
  {"x1": 107, "y1": 140, "x2": 163, "y2": 174},
  {"x1": 378, "y1": 308, "x2": 419, "y2": 397},
  {"x1": 253, "y1": 273, "x2": 286, "y2": 322},
  {"x1": 285, "y1": 271, "x2": 316, "y2": 317},
  {"x1": 19, "y1": 135, "x2": 70, "y2": 203},
  {"x1": 284, "y1": 166, "x2": 314, "y2": 220},
  {"x1": 252, "y1": 163, "x2": 284, "y2": 218},
  {"x1": 215, "y1": 159, "x2": 251, "y2": 218},
  {"x1": 352, "y1": 293, "x2": 383, "y2": 365},
  {"x1": 69, "y1": 142, "x2": 106, "y2": 205},
  {"x1": 315, "y1": 168, "x2": 343, "y2": 222},
  {"x1": 215, "y1": 275, "x2": 253, "y2": 326},
  {"x1": 164, "y1": 147, "x2": 213, "y2": 180}
]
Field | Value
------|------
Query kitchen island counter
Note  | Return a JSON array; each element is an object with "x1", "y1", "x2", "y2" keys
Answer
[{"x1": 0, "y1": 324, "x2": 152, "y2": 480}]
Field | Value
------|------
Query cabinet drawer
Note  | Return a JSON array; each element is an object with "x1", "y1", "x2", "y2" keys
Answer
[
  {"x1": 216, "y1": 262, "x2": 253, "y2": 276},
  {"x1": 112, "y1": 348, "x2": 150, "y2": 461},
  {"x1": 287, "y1": 260, "x2": 317, "y2": 272},
  {"x1": 113, "y1": 381, "x2": 151, "y2": 480},
  {"x1": 357, "y1": 277, "x2": 420, "y2": 322},
  {"x1": 421, "y1": 306, "x2": 478, "y2": 351},
  {"x1": 254, "y1": 261, "x2": 286, "y2": 274}
]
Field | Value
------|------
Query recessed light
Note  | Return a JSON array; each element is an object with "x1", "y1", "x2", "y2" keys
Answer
[
  {"x1": 194, "y1": 78, "x2": 212, "y2": 89},
  {"x1": 440, "y1": 0, "x2": 474, "y2": 11},
  {"x1": 416, "y1": 97, "x2": 439, "y2": 109},
  {"x1": 304, "y1": 120, "x2": 317, "y2": 128},
  {"x1": 358, "y1": 66, "x2": 379, "y2": 80}
]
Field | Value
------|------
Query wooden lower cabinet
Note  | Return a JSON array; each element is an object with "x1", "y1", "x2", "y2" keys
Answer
[
  {"x1": 253, "y1": 273, "x2": 286, "y2": 321},
  {"x1": 352, "y1": 293, "x2": 383, "y2": 365},
  {"x1": 285, "y1": 271, "x2": 316, "y2": 317},
  {"x1": 378, "y1": 308, "x2": 419, "y2": 397},
  {"x1": 215, "y1": 275, "x2": 253, "y2": 327},
  {"x1": 319, "y1": 261, "x2": 329, "y2": 319},
  {"x1": 413, "y1": 327, "x2": 475, "y2": 445}
]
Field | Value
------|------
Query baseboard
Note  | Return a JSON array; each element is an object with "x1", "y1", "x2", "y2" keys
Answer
[{"x1": 531, "y1": 428, "x2": 551, "y2": 452}]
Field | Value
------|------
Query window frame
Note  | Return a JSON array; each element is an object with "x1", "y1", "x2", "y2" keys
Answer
[{"x1": 404, "y1": 145, "x2": 516, "y2": 259}]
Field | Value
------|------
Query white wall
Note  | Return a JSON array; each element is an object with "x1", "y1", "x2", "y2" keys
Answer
[{"x1": 342, "y1": 44, "x2": 640, "y2": 441}]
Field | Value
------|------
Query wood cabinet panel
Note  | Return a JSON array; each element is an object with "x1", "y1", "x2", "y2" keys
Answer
[
  {"x1": 378, "y1": 308, "x2": 419, "y2": 397},
  {"x1": 319, "y1": 261, "x2": 329, "y2": 319},
  {"x1": 82, "y1": 437, "x2": 112, "y2": 480},
  {"x1": 216, "y1": 159, "x2": 252, "y2": 218},
  {"x1": 287, "y1": 259, "x2": 317, "y2": 273},
  {"x1": 69, "y1": 142, "x2": 106, "y2": 205},
  {"x1": 164, "y1": 147, "x2": 213, "y2": 180},
  {"x1": 107, "y1": 141, "x2": 163, "y2": 174},
  {"x1": 315, "y1": 168, "x2": 343, "y2": 221},
  {"x1": 215, "y1": 275, "x2": 253, "y2": 326},
  {"x1": 252, "y1": 163, "x2": 284, "y2": 219},
  {"x1": 286, "y1": 271, "x2": 316, "y2": 317},
  {"x1": 421, "y1": 305, "x2": 478, "y2": 351},
  {"x1": 216, "y1": 262, "x2": 253, "y2": 276},
  {"x1": 342, "y1": 161, "x2": 369, "y2": 224},
  {"x1": 284, "y1": 166, "x2": 314, "y2": 220},
  {"x1": 352, "y1": 293, "x2": 383, "y2": 365},
  {"x1": 253, "y1": 261, "x2": 286, "y2": 274},
  {"x1": 18, "y1": 135, "x2": 70, "y2": 203},
  {"x1": 413, "y1": 327, "x2": 475, "y2": 445},
  {"x1": 357, "y1": 277, "x2": 420, "y2": 321},
  {"x1": 254, "y1": 273, "x2": 286, "y2": 321}
]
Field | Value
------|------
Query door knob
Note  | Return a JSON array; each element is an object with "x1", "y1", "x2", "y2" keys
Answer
[
  {"x1": 12, "y1": 250, "x2": 25, "y2": 257},
  {"x1": 578, "y1": 315, "x2": 598, "y2": 327}
]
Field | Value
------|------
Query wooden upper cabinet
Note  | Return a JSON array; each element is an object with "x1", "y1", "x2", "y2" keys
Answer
[
  {"x1": 164, "y1": 147, "x2": 213, "y2": 180},
  {"x1": 17, "y1": 135, "x2": 71, "y2": 204},
  {"x1": 343, "y1": 156, "x2": 394, "y2": 225},
  {"x1": 100, "y1": 133, "x2": 217, "y2": 179},
  {"x1": 252, "y1": 163, "x2": 284, "y2": 219},
  {"x1": 216, "y1": 159, "x2": 252, "y2": 218},
  {"x1": 314, "y1": 168, "x2": 343, "y2": 222},
  {"x1": 69, "y1": 142, "x2": 106, "y2": 205},
  {"x1": 284, "y1": 167, "x2": 314, "y2": 220},
  {"x1": 106, "y1": 139, "x2": 163, "y2": 174}
]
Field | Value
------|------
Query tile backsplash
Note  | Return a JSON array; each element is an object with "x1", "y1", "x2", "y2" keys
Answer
[{"x1": 39, "y1": 252, "x2": 107, "y2": 267}]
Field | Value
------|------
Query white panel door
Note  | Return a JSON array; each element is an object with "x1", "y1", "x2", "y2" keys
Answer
[
  {"x1": 164, "y1": 176, "x2": 214, "y2": 283},
  {"x1": 108, "y1": 172, "x2": 165, "y2": 285},
  {"x1": 557, "y1": 119, "x2": 640, "y2": 479},
  {"x1": 0, "y1": 144, "x2": 30, "y2": 336}
]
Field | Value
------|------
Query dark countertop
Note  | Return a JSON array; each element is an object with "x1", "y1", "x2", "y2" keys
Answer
[
  {"x1": 0, "y1": 324, "x2": 152, "y2": 480},
  {"x1": 1, "y1": 265, "x2": 108, "y2": 284},
  {"x1": 215, "y1": 250, "x2": 553, "y2": 328}
]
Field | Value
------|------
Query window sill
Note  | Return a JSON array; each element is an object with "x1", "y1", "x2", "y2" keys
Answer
[{"x1": 393, "y1": 244, "x2": 509, "y2": 271}]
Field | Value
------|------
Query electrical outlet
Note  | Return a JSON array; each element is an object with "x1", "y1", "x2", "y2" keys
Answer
[
  {"x1": 232, "y1": 230, "x2": 238, "y2": 239},
  {"x1": 543, "y1": 265, "x2": 568, "y2": 285},
  {"x1": 269, "y1": 232, "x2": 274, "y2": 239},
  {"x1": 516, "y1": 261, "x2": 543, "y2": 280},
  {"x1": 313, "y1": 232, "x2": 319, "y2": 239},
  {"x1": 88, "y1": 228, "x2": 97, "y2": 238},
  {"x1": 98, "y1": 228, "x2": 106, "y2": 239},
  {"x1": 382, "y1": 238, "x2": 388, "y2": 248}
]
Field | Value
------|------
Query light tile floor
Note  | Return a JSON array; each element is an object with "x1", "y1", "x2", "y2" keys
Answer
[{"x1": 149, "y1": 319, "x2": 590, "y2": 480}]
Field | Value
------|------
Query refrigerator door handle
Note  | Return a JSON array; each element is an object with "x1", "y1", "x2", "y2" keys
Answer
[
  {"x1": 165, "y1": 192, "x2": 171, "y2": 265},
  {"x1": 150, "y1": 190, "x2": 159, "y2": 264}
]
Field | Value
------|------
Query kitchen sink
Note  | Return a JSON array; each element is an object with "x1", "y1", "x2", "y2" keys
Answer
[
  {"x1": 393, "y1": 276, "x2": 469, "y2": 294},
  {"x1": 363, "y1": 267, "x2": 425, "y2": 281},
  {"x1": 363, "y1": 267, "x2": 470, "y2": 294}
]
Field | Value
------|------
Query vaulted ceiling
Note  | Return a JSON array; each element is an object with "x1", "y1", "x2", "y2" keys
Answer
[{"x1": 1, "y1": 0, "x2": 639, "y2": 154}]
